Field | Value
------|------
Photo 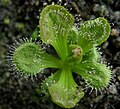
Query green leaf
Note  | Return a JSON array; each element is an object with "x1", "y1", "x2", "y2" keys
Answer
[
  {"x1": 73, "y1": 42, "x2": 111, "y2": 90},
  {"x1": 13, "y1": 42, "x2": 61, "y2": 75},
  {"x1": 40, "y1": 5, "x2": 74, "y2": 60},
  {"x1": 78, "y1": 17, "x2": 111, "y2": 53},
  {"x1": 31, "y1": 27, "x2": 39, "y2": 40},
  {"x1": 73, "y1": 62, "x2": 111, "y2": 89},
  {"x1": 48, "y1": 67, "x2": 84, "y2": 108},
  {"x1": 82, "y1": 47, "x2": 101, "y2": 63},
  {"x1": 67, "y1": 27, "x2": 79, "y2": 44},
  {"x1": 42, "y1": 70, "x2": 61, "y2": 96}
]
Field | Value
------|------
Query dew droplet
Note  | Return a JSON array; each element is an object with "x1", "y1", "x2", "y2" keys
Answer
[
  {"x1": 52, "y1": 2, "x2": 55, "y2": 5},
  {"x1": 43, "y1": 2, "x2": 47, "y2": 6}
]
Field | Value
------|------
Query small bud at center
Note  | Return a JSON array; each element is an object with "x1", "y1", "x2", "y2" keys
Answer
[
  {"x1": 72, "y1": 47, "x2": 82, "y2": 58},
  {"x1": 65, "y1": 44, "x2": 83, "y2": 66}
]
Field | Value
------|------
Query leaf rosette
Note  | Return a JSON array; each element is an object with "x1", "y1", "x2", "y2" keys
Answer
[{"x1": 11, "y1": 5, "x2": 111, "y2": 108}]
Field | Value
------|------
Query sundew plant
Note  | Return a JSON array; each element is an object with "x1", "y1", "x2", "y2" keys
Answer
[{"x1": 8, "y1": 5, "x2": 111, "y2": 108}]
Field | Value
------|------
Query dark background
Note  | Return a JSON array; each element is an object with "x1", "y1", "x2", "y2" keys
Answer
[{"x1": 0, "y1": 0, "x2": 120, "y2": 109}]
